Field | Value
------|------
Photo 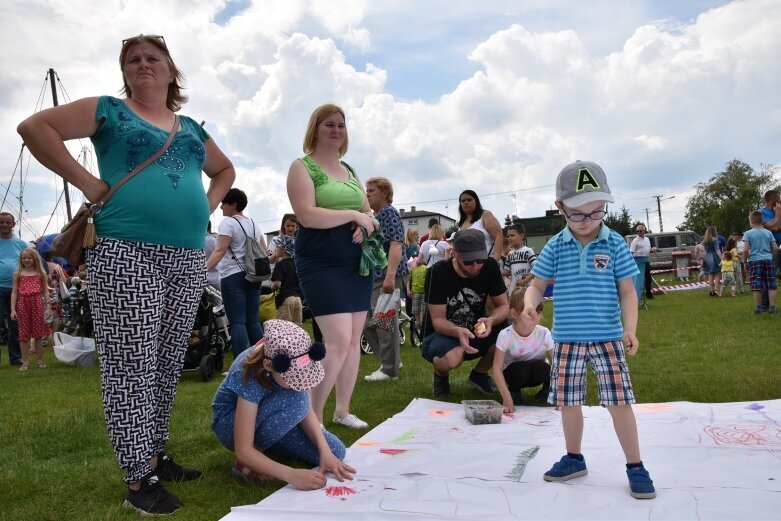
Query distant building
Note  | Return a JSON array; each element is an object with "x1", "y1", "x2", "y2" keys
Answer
[
  {"x1": 511, "y1": 210, "x2": 566, "y2": 252},
  {"x1": 397, "y1": 206, "x2": 456, "y2": 236}
]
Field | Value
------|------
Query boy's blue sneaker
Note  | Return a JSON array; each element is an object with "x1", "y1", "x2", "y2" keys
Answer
[
  {"x1": 627, "y1": 465, "x2": 657, "y2": 499},
  {"x1": 543, "y1": 454, "x2": 588, "y2": 482}
]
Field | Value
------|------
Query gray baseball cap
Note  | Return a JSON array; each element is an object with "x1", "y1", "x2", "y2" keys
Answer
[
  {"x1": 555, "y1": 160, "x2": 614, "y2": 207},
  {"x1": 453, "y1": 228, "x2": 487, "y2": 262}
]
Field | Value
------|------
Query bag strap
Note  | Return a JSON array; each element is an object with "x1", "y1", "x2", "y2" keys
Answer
[
  {"x1": 227, "y1": 216, "x2": 258, "y2": 271},
  {"x1": 93, "y1": 116, "x2": 179, "y2": 210}
]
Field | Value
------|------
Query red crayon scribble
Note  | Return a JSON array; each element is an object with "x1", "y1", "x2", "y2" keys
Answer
[
  {"x1": 325, "y1": 485, "x2": 357, "y2": 498},
  {"x1": 703, "y1": 425, "x2": 781, "y2": 447},
  {"x1": 428, "y1": 409, "x2": 452, "y2": 417},
  {"x1": 379, "y1": 448, "x2": 408, "y2": 455}
]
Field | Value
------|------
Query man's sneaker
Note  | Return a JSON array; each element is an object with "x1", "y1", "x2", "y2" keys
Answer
[
  {"x1": 468, "y1": 370, "x2": 496, "y2": 394},
  {"x1": 232, "y1": 460, "x2": 274, "y2": 483},
  {"x1": 123, "y1": 473, "x2": 183, "y2": 515},
  {"x1": 627, "y1": 465, "x2": 657, "y2": 499},
  {"x1": 543, "y1": 454, "x2": 588, "y2": 482},
  {"x1": 433, "y1": 372, "x2": 450, "y2": 399},
  {"x1": 155, "y1": 452, "x2": 202, "y2": 481},
  {"x1": 768, "y1": 306, "x2": 778, "y2": 314},
  {"x1": 364, "y1": 369, "x2": 398, "y2": 382},
  {"x1": 332, "y1": 413, "x2": 368, "y2": 429}
]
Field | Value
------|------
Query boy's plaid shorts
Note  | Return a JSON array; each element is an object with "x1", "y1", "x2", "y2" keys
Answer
[
  {"x1": 748, "y1": 259, "x2": 777, "y2": 291},
  {"x1": 549, "y1": 341, "x2": 636, "y2": 406}
]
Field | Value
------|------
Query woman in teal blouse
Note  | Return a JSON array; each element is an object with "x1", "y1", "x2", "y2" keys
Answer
[{"x1": 18, "y1": 35, "x2": 235, "y2": 515}]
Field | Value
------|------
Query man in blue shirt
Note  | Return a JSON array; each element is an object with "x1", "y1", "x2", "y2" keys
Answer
[{"x1": 0, "y1": 212, "x2": 29, "y2": 365}]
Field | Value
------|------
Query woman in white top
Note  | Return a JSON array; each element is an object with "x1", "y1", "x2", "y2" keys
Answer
[
  {"x1": 206, "y1": 188, "x2": 269, "y2": 358},
  {"x1": 417, "y1": 223, "x2": 450, "y2": 267},
  {"x1": 457, "y1": 190, "x2": 504, "y2": 263}
]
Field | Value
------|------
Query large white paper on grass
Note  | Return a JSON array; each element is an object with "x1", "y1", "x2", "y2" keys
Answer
[{"x1": 221, "y1": 399, "x2": 781, "y2": 520}]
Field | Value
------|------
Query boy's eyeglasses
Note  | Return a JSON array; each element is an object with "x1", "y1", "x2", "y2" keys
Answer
[
  {"x1": 461, "y1": 258, "x2": 485, "y2": 266},
  {"x1": 561, "y1": 207, "x2": 606, "y2": 222},
  {"x1": 122, "y1": 34, "x2": 167, "y2": 48}
]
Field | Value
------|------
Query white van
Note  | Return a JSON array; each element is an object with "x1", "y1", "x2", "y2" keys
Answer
[{"x1": 624, "y1": 230, "x2": 701, "y2": 269}]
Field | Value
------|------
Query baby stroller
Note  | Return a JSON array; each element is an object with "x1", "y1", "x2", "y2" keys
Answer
[
  {"x1": 62, "y1": 277, "x2": 93, "y2": 338},
  {"x1": 182, "y1": 284, "x2": 231, "y2": 381}
]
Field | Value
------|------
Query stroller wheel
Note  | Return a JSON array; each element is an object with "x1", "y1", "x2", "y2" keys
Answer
[
  {"x1": 199, "y1": 355, "x2": 215, "y2": 382},
  {"x1": 359, "y1": 333, "x2": 373, "y2": 355},
  {"x1": 211, "y1": 335, "x2": 226, "y2": 372}
]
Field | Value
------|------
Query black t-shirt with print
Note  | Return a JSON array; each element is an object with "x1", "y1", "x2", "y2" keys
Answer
[{"x1": 422, "y1": 257, "x2": 506, "y2": 337}]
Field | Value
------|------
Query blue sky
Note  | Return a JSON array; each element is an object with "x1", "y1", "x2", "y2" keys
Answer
[{"x1": 1, "y1": 0, "x2": 778, "y2": 242}]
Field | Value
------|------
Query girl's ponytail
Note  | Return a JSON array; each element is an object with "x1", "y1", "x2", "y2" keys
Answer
[{"x1": 241, "y1": 340, "x2": 273, "y2": 389}]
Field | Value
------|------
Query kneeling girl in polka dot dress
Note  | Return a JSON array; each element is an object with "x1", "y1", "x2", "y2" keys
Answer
[{"x1": 211, "y1": 320, "x2": 355, "y2": 489}]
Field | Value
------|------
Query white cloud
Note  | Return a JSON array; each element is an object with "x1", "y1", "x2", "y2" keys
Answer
[
  {"x1": 2, "y1": 0, "x2": 779, "y2": 242},
  {"x1": 635, "y1": 135, "x2": 668, "y2": 150}
]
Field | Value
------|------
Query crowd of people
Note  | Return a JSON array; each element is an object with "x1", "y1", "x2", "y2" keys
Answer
[{"x1": 7, "y1": 34, "x2": 781, "y2": 517}]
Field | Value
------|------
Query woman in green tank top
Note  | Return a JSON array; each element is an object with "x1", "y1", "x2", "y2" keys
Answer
[{"x1": 287, "y1": 104, "x2": 378, "y2": 430}]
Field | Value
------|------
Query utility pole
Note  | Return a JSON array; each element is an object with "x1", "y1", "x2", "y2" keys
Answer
[
  {"x1": 652, "y1": 195, "x2": 675, "y2": 232},
  {"x1": 644, "y1": 208, "x2": 651, "y2": 230}
]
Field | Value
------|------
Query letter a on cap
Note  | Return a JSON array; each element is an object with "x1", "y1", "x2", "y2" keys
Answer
[{"x1": 576, "y1": 168, "x2": 600, "y2": 192}]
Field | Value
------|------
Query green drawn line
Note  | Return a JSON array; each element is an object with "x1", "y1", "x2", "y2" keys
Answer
[
  {"x1": 391, "y1": 428, "x2": 419, "y2": 443},
  {"x1": 504, "y1": 445, "x2": 540, "y2": 481}
]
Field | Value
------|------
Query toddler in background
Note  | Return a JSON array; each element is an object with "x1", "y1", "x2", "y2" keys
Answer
[
  {"x1": 719, "y1": 251, "x2": 737, "y2": 297},
  {"x1": 407, "y1": 257, "x2": 427, "y2": 327}
]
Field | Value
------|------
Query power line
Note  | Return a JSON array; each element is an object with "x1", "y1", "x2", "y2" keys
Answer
[{"x1": 394, "y1": 183, "x2": 554, "y2": 209}]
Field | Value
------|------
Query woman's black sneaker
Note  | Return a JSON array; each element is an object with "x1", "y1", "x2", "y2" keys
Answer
[
  {"x1": 124, "y1": 473, "x2": 183, "y2": 515},
  {"x1": 155, "y1": 453, "x2": 202, "y2": 482}
]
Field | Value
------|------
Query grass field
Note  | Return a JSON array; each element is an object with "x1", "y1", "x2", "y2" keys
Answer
[{"x1": 1, "y1": 286, "x2": 779, "y2": 520}]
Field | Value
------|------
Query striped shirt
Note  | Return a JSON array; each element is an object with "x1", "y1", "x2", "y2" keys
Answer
[{"x1": 531, "y1": 224, "x2": 638, "y2": 343}]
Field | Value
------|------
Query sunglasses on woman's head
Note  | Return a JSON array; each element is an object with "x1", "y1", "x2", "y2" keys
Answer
[{"x1": 122, "y1": 34, "x2": 167, "y2": 48}]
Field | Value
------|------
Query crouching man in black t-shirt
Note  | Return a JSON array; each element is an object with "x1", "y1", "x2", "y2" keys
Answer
[{"x1": 422, "y1": 228, "x2": 510, "y2": 399}]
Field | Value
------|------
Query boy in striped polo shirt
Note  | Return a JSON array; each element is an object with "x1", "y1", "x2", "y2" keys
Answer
[{"x1": 522, "y1": 160, "x2": 656, "y2": 500}]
